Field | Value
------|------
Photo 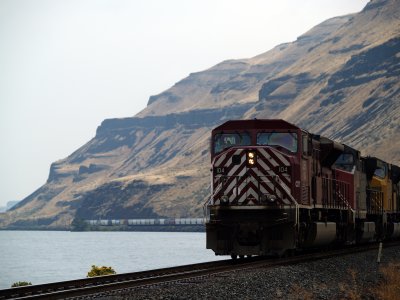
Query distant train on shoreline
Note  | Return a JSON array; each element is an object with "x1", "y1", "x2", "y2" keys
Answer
[{"x1": 85, "y1": 218, "x2": 204, "y2": 226}]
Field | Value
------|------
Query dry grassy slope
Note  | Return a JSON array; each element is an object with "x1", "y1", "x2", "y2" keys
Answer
[
  {"x1": 248, "y1": 0, "x2": 400, "y2": 165},
  {"x1": 0, "y1": 107, "x2": 251, "y2": 228},
  {"x1": 2, "y1": 130, "x2": 205, "y2": 227},
  {"x1": 72, "y1": 124, "x2": 214, "y2": 220},
  {"x1": 1, "y1": 0, "x2": 399, "y2": 228},
  {"x1": 138, "y1": 14, "x2": 351, "y2": 117}
]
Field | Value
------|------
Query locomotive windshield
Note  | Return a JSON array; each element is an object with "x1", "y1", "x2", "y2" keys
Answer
[
  {"x1": 374, "y1": 165, "x2": 387, "y2": 179},
  {"x1": 214, "y1": 133, "x2": 251, "y2": 154},
  {"x1": 334, "y1": 154, "x2": 355, "y2": 171},
  {"x1": 257, "y1": 132, "x2": 298, "y2": 153}
]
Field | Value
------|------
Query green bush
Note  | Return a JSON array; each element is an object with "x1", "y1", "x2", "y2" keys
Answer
[
  {"x1": 87, "y1": 265, "x2": 116, "y2": 277},
  {"x1": 11, "y1": 281, "x2": 32, "y2": 287},
  {"x1": 71, "y1": 217, "x2": 89, "y2": 231}
]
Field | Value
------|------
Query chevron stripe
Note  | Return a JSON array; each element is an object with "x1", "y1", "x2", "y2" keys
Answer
[
  {"x1": 236, "y1": 171, "x2": 279, "y2": 204},
  {"x1": 257, "y1": 153, "x2": 291, "y2": 186},
  {"x1": 214, "y1": 162, "x2": 247, "y2": 200},
  {"x1": 252, "y1": 167, "x2": 292, "y2": 202},
  {"x1": 224, "y1": 149, "x2": 242, "y2": 167},
  {"x1": 269, "y1": 148, "x2": 290, "y2": 166},
  {"x1": 212, "y1": 146, "x2": 294, "y2": 206},
  {"x1": 257, "y1": 157, "x2": 271, "y2": 172},
  {"x1": 224, "y1": 177, "x2": 240, "y2": 199},
  {"x1": 227, "y1": 151, "x2": 246, "y2": 176},
  {"x1": 236, "y1": 184, "x2": 259, "y2": 204},
  {"x1": 259, "y1": 148, "x2": 279, "y2": 167},
  {"x1": 259, "y1": 148, "x2": 291, "y2": 178},
  {"x1": 253, "y1": 168, "x2": 276, "y2": 193},
  {"x1": 258, "y1": 151, "x2": 292, "y2": 186},
  {"x1": 215, "y1": 152, "x2": 227, "y2": 167},
  {"x1": 242, "y1": 187, "x2": 259, "y2": 205}
]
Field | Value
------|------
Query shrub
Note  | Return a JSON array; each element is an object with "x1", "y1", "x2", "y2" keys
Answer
[
  {"x1": 11, "y1": 281, "x2": 32, "y2": 287},
  {"x1": 71, "y1": 217, "x2": 89, "y2": 231},
  {"x1": 87, "y1": 265, "x2": 116, "y2": 277}
]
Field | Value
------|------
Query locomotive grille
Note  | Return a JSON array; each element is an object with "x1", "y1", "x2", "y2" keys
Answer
[{"x1": 212, "y1": 147, "x2": 292, "y2": 206}]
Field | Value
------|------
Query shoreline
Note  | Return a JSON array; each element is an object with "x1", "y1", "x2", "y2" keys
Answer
[{"x1": 0, "y1": 225, "x2": 206, "y2": 232}]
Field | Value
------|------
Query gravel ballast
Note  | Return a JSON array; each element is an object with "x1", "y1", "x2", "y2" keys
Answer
[{"x1": 99, "y1": 245, "x2": 400, "y2": 299}]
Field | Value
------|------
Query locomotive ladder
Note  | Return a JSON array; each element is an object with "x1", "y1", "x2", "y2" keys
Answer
[{"x1": 322, "y1": 177, "x2": 354, "y2": 211}]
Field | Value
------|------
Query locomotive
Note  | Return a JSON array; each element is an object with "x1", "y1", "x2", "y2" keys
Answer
[{"x1": 205, "y1": 119, "x2": 400, "y2": 258}]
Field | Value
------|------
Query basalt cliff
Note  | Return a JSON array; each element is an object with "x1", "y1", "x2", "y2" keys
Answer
[{"x1": 1, "y1": 0, "x2": 399, "y2": 229}]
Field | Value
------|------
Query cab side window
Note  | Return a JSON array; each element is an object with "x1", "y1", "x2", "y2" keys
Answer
[{"x1": 302, "y1": 134, "x2": 308, "y2": 156}]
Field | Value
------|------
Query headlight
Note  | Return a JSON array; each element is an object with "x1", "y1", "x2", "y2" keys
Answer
[
  {"x1": 221, "y1": 195, "x2": 229, "y2": 204},
  {"x1": 261, "y1": 194, "x2": 276, "y2": 204},
  {"x1": 247, "y1": 151, "x2": 256, "y2": 167}
]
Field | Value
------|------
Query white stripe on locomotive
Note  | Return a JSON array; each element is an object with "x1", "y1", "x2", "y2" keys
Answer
[
  {"x1": 259, "y1": 148, "x2": 279, "y2": 167},
  {"x1": 215, "y1": 152, "x2": 227, "y2": 167},
  {"x1": 271, "y1": 149, "x2": 290, "y2": 166}
]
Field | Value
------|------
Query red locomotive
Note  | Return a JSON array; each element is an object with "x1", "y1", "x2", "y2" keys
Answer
[{"x1": 205, "y1": 119, "x2": 400, "y2": 258}]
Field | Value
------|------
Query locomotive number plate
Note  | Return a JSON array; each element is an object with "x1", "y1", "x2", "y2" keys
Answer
[
  {"x1": 275, "y1": 166, "x2": 291, "y2": 173},
  {"x1": 214, "y1": 167, "x2": 226, "y2": 175}
]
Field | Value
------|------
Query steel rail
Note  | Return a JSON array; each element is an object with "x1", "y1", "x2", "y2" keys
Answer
[
  {"x1": 0, "y1": 258, "x2": 250, "y2": 300},
  {"x1": 1, "y1": 241, "x2": 399, "y2": 300}
]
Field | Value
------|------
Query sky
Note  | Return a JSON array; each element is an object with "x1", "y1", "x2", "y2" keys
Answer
[{"x1": 0, "y1": 0, "x2": 369, "y2": 207}]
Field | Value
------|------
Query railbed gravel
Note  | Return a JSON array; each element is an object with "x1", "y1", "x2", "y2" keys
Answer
[{"x1": 94, "y1": 245, "x2": 400, "y2": 300}]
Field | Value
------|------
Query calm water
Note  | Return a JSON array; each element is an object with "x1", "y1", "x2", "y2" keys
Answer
[{"x1": 0, "y1": 231, "x2": 224, "y2": 289}]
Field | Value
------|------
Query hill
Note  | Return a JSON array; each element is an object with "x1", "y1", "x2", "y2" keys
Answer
[{"x1": 1, "y1": 0, "x2": 399, "y2": 229}]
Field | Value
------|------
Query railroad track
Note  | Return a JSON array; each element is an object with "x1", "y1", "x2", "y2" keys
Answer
[{"x1": 1, "y1": 241, "x2": 399, "y2": 299}]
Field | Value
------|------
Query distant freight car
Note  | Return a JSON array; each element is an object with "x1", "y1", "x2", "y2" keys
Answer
[
  {"x1": 89, "y1": 218, "x2": 204, "y2": 226},
  {"x1": 99, "y1": 219, "x2": 110, "y2": 226},
  {"x1": 111, "y1": 220, "x2": 120, "y2": 226}
]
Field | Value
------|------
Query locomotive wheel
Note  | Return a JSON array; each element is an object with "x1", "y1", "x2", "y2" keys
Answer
[
  {"x1": 231, "y1": 254, "x2": 237, "y2": 260},
  {"x1": 239, "y1": 255, "x2": 245, "y2": 259}
]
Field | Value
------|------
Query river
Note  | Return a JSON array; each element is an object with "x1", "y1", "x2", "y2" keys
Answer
[{"x1": 0, "y1": 230, "x2": 224, "y2": 289}]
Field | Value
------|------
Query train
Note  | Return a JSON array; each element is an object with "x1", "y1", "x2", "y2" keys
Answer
[
  {"x1": 205, "y1": 119, "x2": 400, "y2": 258},
  {"x1": 85, "y1": 218, "x2": 204, "y2": 226}
]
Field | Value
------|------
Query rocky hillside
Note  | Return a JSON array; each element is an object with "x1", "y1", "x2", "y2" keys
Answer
[
  {"x1": 1, "y1": 0, "x2": 399, "y2": 229},
  {"x1": 252, "y1": 0, "x2": 400, "y2": 160}
]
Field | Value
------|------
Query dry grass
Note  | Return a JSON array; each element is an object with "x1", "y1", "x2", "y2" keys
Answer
[
  {"x1": 374, "y1": 262, "x2": 400, "y2": 300},
  {"x1": 339, "y1": 268, "x2": 362, "y2": 300},
  {"x1": 338, "y1": 262, "x2": 400, "y2": 300},
  {"x1": 285, "y1": 260, "x2": 400, "y2": 300},
  {"x1": 289, "y1": 284, "x2": 313, "y2": 300}
]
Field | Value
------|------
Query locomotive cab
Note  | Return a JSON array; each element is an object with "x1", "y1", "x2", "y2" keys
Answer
[{"x1": 206, "y1": 120, "x2": 303, "y2": 257}]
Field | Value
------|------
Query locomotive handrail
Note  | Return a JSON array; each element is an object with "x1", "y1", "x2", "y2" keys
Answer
[
  {"x1": 203, "y1": 198, "x2": 212, "y2": 223},
  {"x1": 336, "y1": 188, "x2": 355, "y2": 212},
  {"x1": 366, "y1": 189, "x2": 384, "y2": 214},
  {"x1": 322, "y1": 177, "x2": 355, "y2": 213},
  {"x1": 202, "y1": 184, "x2": 213, "y2": 222},
  {"x1": 270, "y1": 175, "x2": 299, "y2": 228}
]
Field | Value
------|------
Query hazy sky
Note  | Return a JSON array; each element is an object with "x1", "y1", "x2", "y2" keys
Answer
[{"x1": 0, "y1": 0, "x2": 369, "y2": 207}]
